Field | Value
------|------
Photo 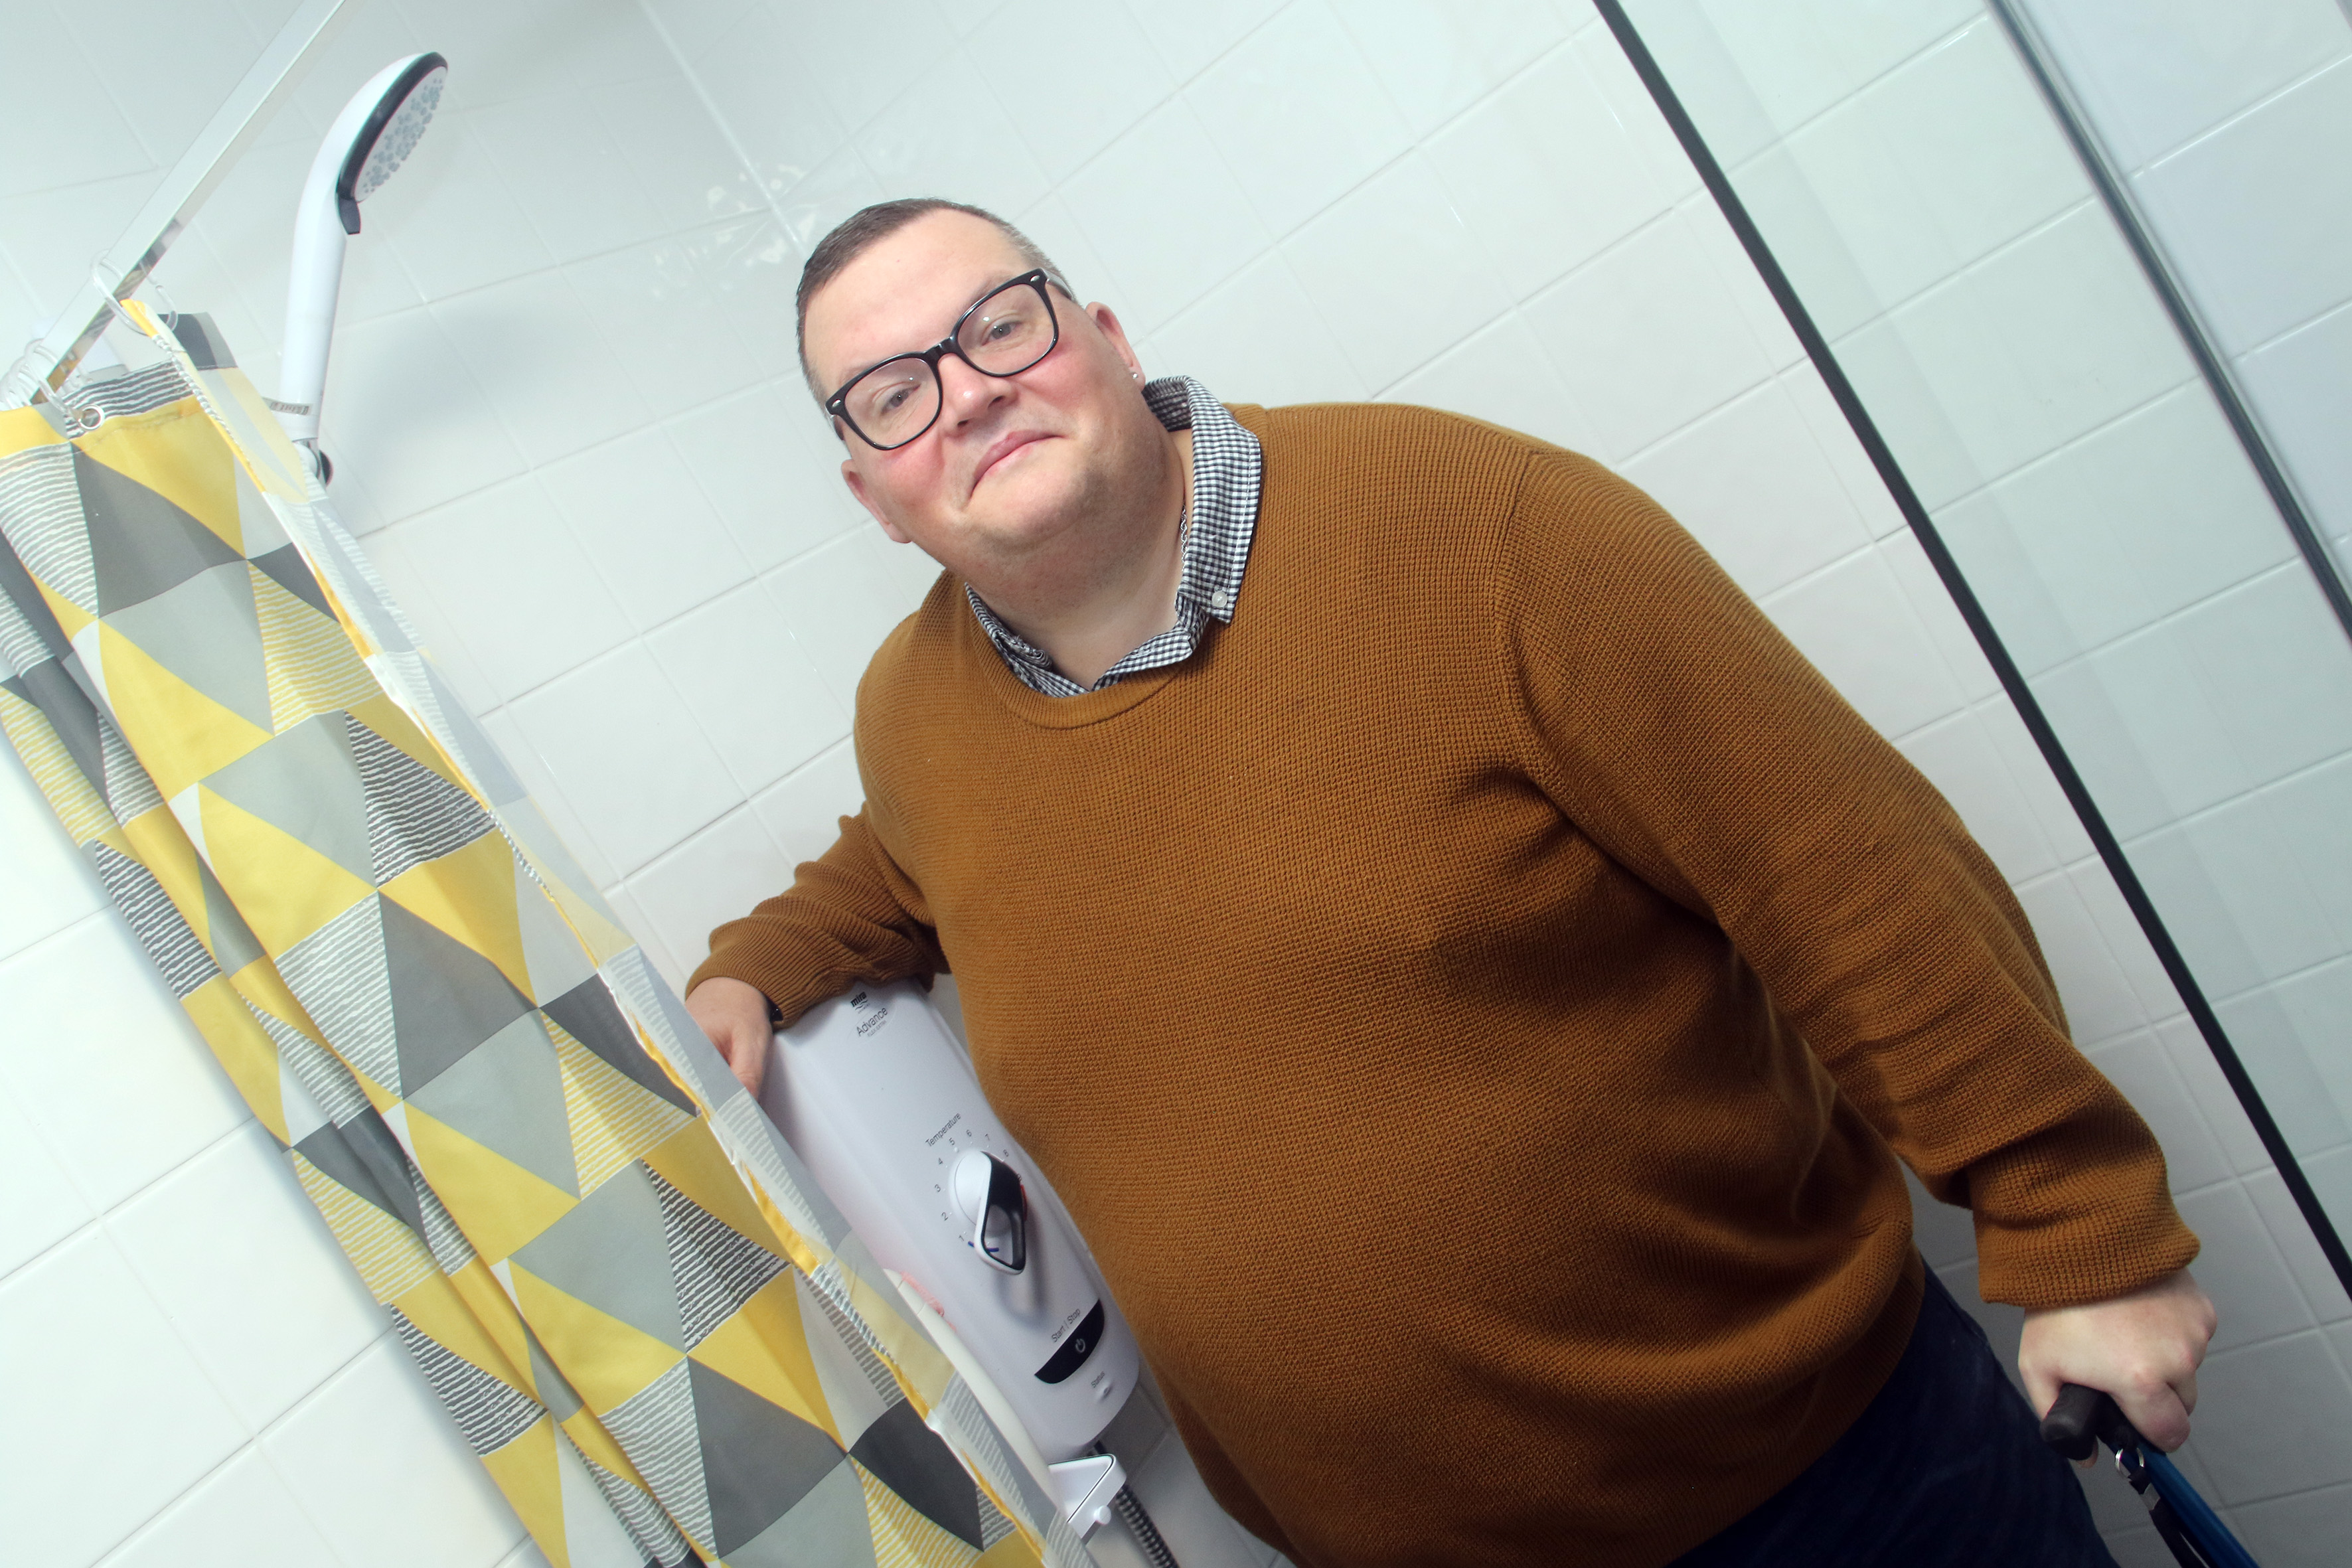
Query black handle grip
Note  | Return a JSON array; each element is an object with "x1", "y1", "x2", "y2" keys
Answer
[{"x1": 2039, "y1": 1383, "x2": 2146, "y2": 1461}]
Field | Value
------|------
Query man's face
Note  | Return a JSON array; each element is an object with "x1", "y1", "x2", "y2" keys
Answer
[{"x1": 803, "y1": 210, "x2": 1156, "y2": 584}]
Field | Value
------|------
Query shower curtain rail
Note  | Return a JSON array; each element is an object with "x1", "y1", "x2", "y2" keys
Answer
[{"x1": 0, "y1": 0, "x2": 358, "y2": 410}]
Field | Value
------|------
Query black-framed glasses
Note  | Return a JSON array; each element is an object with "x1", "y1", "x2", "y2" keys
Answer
[{"x1": 824, "y1": 270, "x2": 1065, "y2": 451}]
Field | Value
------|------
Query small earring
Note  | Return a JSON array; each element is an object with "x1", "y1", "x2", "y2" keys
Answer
[{"x1": 1132, "y1": 370, "x2": 1141, "y2": 381}]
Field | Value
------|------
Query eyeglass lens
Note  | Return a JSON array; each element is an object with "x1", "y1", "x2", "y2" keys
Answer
[{"x1": 842, "y1": 277, "x2": 1057, "y2": 449}]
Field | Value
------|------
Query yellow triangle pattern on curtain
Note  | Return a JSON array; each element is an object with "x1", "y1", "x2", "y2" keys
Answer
[{"x1": 0, "y1": 309, "x2": 1083, "y2": 1568}]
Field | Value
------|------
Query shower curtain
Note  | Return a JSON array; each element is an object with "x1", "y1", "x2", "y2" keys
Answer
[{"x1": 0, "y1": 304, "x2": 1083, "y2": 1568}]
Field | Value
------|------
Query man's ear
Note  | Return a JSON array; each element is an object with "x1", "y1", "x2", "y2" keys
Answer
[
  {"x1": 1087, "y1": 301, "x2": 1144, "y2": 383},
  {"x1": 841, "y1": 461, "x2": 914, "y2": 544}
]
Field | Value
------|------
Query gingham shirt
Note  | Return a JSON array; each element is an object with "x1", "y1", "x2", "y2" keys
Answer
[{"x1": 965, "y1": 376, "x2": 1262, "y2": 696}]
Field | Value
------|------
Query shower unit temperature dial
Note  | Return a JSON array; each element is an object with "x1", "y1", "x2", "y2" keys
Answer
[{"x1": 761, "y1": 982, "x2": 1139, "y2": 1458}]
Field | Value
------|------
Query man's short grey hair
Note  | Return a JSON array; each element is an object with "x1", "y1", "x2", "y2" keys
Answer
[{"x1": 795, "y1": 197, "x2": 1069, "y2": 400}]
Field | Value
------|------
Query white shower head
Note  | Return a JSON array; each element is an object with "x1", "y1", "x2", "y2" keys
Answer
[{"x1": 274, "y1": 52, "x2": 447, "y2": 473}]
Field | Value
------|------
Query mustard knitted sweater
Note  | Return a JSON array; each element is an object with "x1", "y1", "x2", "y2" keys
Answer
[{"x1": 695, "y1": 403, "x2": 2196, "y2": 1568}]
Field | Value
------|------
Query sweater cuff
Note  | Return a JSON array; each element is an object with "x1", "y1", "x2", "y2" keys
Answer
[{"x1": 1964, "y1": 1115, "x2": 2201, "y2": 1310}]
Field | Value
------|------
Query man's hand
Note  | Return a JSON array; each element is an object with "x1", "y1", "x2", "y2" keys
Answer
[
  {"x1": 686, "y1": 976, "x2": 774, "y2": 1097},
  {"x1": 2018, "y1": 1268, "x2": 2217, "y2": 1452}
]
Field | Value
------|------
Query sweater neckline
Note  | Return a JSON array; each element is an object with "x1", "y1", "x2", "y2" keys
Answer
[{"x1": 961, "y1": 605, "x2": 1184, "y2": 728}]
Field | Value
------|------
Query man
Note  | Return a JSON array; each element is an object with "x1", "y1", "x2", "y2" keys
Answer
[{"x1": 687, "y1": 198, "x2": 2215, "y2": 1568}]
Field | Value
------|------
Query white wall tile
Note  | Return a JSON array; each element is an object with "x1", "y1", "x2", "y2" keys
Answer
[
  {"x1": 1377, "y1": 309, "x2": 1594, "y2": 455},
  {"x1": 1062, "y1": 97, "x2": 1275, "y2": 335},
  {"x1": 2177, "y1": 1180, "x2": 2321, "y2": 1352},
  {"x1": 665, "y1": 380, "x2": 868, "y2": 571},
  {"x1": 2012, "y1": 868, "x2": 2151, "y2": 1049},
  {"x1": 2237, "y1": 299, "x2": 2352, "y2": 548},
  {"x1": 588, "y1": 74, "x2": 767, "y2": 234},
  {"x1": 751, "y1": 741, "x2": 864, "y2": 870},
  {"x1": 771, "y1": 0, "x2": 959, "y2": 140},
  {"x1": 764, "y1": 526, "x2": 935, "y2": 714},
  {"x1": 1877, "y1": 528, "x2": 2004, "y2": 705},
  {"x1": 2264, "y1": 752, "x2": 2352, "y2": 959},
  {"x1": 708, "y1": 218, "x2": 806, "y2": 386},
  {"x1": 1682, "y1": 193, "x2": 1806, "y2": 370},
  {"x1": 855, "y1": 49, "x2": 1052, "y2": 219},
  {"x1": 2136, "y1": 56, "x2": 2352, "y2": 355},
  {"x1": 1522, "y1": 205, "x2": 1774, "y2": 459},
  {"x1": 642, "y1": 0, "x2": 760, "y2": 61},
  {"x1": 0, "y1": 1229, "x2": 250, "y2": 1568},
  {"x1": 0, "y1": 759, "x2": 106, "y2": 961},
  {"x1": 2069, "y1": 856, "x2": 2188, "y2": 1022},
  {"x1": 507, "y1": 641, "x2": 740, "y2": 875},
  {"x1": 644, "y1": 580, "x2": 850, "y2": 797},
  {"x1": 1759, "y1": 546, "x2": 1963, "y2": 740},
  {"x1": 770, "y1": 140, "x2": 889, "y2": 262},
  {"x1": 2031, "y1": 626, "x2": 2252, "y2": 838},
  {"x1": 563, "y1": 230, "x2": 767, "y2": 422},
  {"x1": 1426, "y1": 41, "x2": 1670, "y2": 303},
  {"x1": 391, "y1": 475, "x2": 634, "y2": 702},
  {"x1": 0, "y1": 1, "x2": 154, "y2": 200},
  {"x1": 0, "y1": 171, "x2": 162, "y2": 322},
  {"x1": 1897, "y1": 710, "x2": 2063, "y2": 887},
  {"x1": 603, "y1": 880, "x2": 684, "y2": 994},
  {"x1": 0, "y1": 1083, "x2": 92, "y2": 1281},
  {"x1": 325, "y1": 307, "x2": 529, "y2": 524},
  {"x1": 362, "y1": 121, "x2": 556, "y2": 303},
  {"x1": 354, "y1": 524, "x2": 503, "y2": 718},
  {"x1": 106, "y1": 1124, "x2": 384, "y2": 1432},
  {"x1": 264, "y1": 1338, "x2": 524, "y2": 1568},
  {"x1": 1620, "y1": 378, "x2": 1870, "y2": 599},
  {"x1": 408, "y1": 0, "x2": 678, "y2": 104},
  {"x1": 1119, "y1": 0, "x2": 1286, "y2": 84},
  {"x1": 1281, "y1": 153, "x2": 1508, "y2": 394},
  {"x1": 58, "y1": 0, "x2": 264, "y2": 171},
  {"x1": 2027, "y1": 0, "x2": 2352, "y2": 170},
  {"x1": 479, "y1": 708, "x2": 617, "y2": 890},
  {"x1": 466, "y1": 92, "x2": 670, "y2": 266},
  {"x1": 2085, "y1": 1028, "x2": 2231, "y2": 1193},
  {"x1": 279, "y1": 0, "x2": 431, "y2": 134},
  {"x1": 968, "y1": 0, "x2": 1176, "y2": 185},
  {"x1": 1337, "y1": 0, "x2": 1572, "y2": 141},
  {"x1": 1669, "y1": 0, "x2": 1981, "y2": 139},
  {"x1": 1775, "y1": 361, "x2": 1905, "y2": 538},
  {"x1": 0, "y1": 917, "x2": 250, "y2": 1214},
  {"x1": 2188, "y1": 1330, "x2": 2352, "y2": 1503},
  {"x1": 687, "y1": 0, "x2": 848, "y2": 197},
  {"x1": 2159, "y1": 1014, "x2": 2276, "y2": 1178},
  {"x1": 626, "y1": 806, "x2": 795, "y2": 979},
  {"x1": 1869, "y1": 206, "x2": 2195, "y2": 491},
  {"x1": 2243, "y1": 1166, "x2": 2352, "y2": 1323},
  {"x1": 101, "y1": 1446, "x2": 344, "y2": 1568},
  {"x1": 1974, "y1": 695, "x2": 2096, "y2": 864},
  {"x1": 1187, "y1": 1, "x2": 1413, "y2": 241},
  {"x1": 1571, "y1": 13, "x2": 1703, "y2": 204},
  {"x1": 2173, "y1": 566, "x2": 2352, "y2": 791},
  {"x1": 1152, "y1": 252, "x2": 1366, "y2": 410},
  {"x1": 2232, "y1": 1477, "x2": 2352, "y2": 1568},
  {"x1": 538, "y1": 424, "x2": 753, "y2": 630},
  {"x1": 1772, "y1": 21, "x2": 2086, "y2": 321},
  {"x1": 431, "y1": 271, "x2": 643, "y2": 469}
]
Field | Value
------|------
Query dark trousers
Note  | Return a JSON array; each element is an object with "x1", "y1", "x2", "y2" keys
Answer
[{"x1": 1670, "y1": 1265, "x2": 2120, "y2": 1567}]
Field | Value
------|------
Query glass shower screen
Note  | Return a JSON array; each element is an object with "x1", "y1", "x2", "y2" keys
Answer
[{"x1": 1604, "y1": 0, "x2": 2352, "y2": 1289}]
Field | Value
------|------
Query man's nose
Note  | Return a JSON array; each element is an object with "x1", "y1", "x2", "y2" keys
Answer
[{"x1": 937, "y1": 351, "x2": 1009, "y2": 426}]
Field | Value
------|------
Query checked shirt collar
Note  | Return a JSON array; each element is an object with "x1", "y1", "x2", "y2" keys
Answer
[{"x1": 965, "y1": 375, "x2": 1262, "y2": 697}]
